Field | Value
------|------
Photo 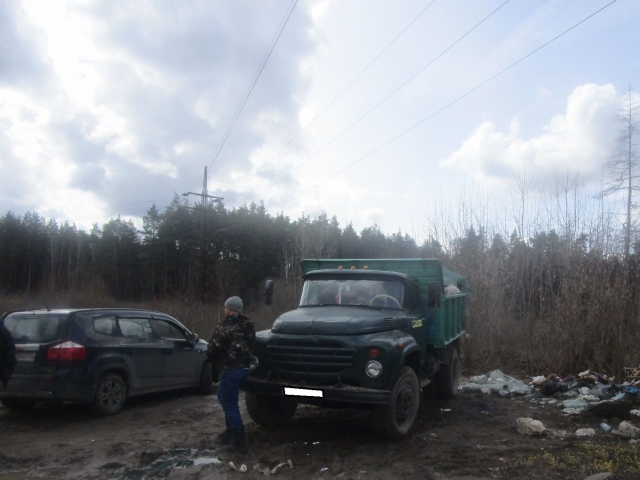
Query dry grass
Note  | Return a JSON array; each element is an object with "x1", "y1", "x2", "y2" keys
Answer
[{"x1": 0, "y1": 278, "x2": 301, "y2": 341}]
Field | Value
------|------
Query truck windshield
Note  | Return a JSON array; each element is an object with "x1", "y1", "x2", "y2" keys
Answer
[{"x1": 300, "y1": 279, "x2": 405, "y2": 309}]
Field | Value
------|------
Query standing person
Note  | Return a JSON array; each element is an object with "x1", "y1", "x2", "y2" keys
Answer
[
  {"x1": 207, "y1": 296, "x2": 255, "y2": 453},
  {"x1": 0, "y1": 319, "x2": 16, "y2": 388}
]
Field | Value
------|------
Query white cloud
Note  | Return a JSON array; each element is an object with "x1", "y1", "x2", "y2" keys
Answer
[{"x1": 440, "y1": 84, "x2": 621, "y2": 188}]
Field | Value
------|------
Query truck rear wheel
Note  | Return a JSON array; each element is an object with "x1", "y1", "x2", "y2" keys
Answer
[
  {"x1": 245, "y1": 393, "x2": 298, "y2": 428},
  {"x1": 373, "y1": 366, "x2": 420, "y2": 439},
  {"x1": 436, "y1": 348, "x2": 460, "y2": 400}
]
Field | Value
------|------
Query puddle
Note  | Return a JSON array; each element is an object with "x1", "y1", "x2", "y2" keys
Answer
[
  {"x1": 108, "y1": 448, "x2": 222, "y2": 479},
  {"x1": 0, "y1": 474, "x2": 56, "y2": 480},
  {"x1": 193, "y1": 457, "x2": 222, "y2": 466}
]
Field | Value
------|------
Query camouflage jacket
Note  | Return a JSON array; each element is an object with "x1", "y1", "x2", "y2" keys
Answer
[{"x1": 207, "y1": 313, "x2": 255, "y2": 371}]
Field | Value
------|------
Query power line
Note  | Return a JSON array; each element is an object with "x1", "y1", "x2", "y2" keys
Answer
[
  {"x1": 191, "y1": 0, "x2": 298, "y2": 192},
  {"x1": 240, "y1": 0, "x2": 439, "y2": 187},
  {"x1": 271, "y1": 0, "x2": 620, "y2": 212},
  {"x1": 250, "y1": 0, "x2": 511, "y2": 199}
]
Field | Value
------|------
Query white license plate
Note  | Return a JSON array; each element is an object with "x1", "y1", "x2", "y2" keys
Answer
[
  {"x1": 16, "y1": 352, "x2": 36, "y2": 362},
  {"x1": 283, "y1": 387, "x2": 324, "y2": 398}
]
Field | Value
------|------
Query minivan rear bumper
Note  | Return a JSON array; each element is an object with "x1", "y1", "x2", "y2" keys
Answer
[{"x1": 0, "y1": 370, "x2": 94, "y2": 404}]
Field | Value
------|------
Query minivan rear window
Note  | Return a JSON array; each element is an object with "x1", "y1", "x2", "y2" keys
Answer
[{"x1": 4, "y1": 314, "x2": 65, "y2": 343}]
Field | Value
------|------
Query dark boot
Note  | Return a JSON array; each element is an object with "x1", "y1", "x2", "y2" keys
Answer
[
  {"x1": 214, "y1": 418, "x2": 232, "y2": 445},
  {"x1": 218, "y1": 427, "x2": 247, "y2": 453},
  {"x1": 233, "y1": 426, "x2": 248, "y2": 453}
]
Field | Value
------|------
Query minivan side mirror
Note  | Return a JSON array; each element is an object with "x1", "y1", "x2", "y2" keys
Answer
[
  {"x1": 265, "y1": 279, "x2": 274, "y2": 306},
  {"x1": 428, "y1": 281, "x2": 442, "y2": 309},
  {"x1": 187, "y1": 333, "x2": 199, "y2": 345}
]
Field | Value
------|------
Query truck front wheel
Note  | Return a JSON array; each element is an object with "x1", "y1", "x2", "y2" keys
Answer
[
  {"x1": 373, "y1": 366, "x2": 420, "y2": 439},
  {"x1": 245, "y1": 393, "x2": 298, "y2": 428}
]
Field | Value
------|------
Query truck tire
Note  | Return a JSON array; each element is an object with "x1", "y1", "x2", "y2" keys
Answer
[
  {"x1": 91, "y1": 372, "x2": 127, "y2": 416},
  {"x1": 245, "y1": 393, "x2": 298, "y2": 428},
  {"x1": 436, "y1": 348, "x2": 460, "y2": 400},
  {"x1": 373, "y1": 366, "x2": 420, "y2": 439},
  {"x1": 196, "y1": 361, "x2": 214, "y2": 395}
]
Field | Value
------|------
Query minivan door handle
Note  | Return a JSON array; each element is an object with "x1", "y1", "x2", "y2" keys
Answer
[{"x1": 163, "y1": 349, "x2": 175, "y2": 355}]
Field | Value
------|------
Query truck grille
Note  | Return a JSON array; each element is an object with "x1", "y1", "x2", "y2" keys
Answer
[{"x1": 267, "y1": 341, "x2": 355, "y2": 377}]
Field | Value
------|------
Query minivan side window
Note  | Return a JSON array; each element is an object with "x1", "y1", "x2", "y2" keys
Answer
[
  {"x1": 93, "y1": 316, "x2": 117, "y2": 335},
  {"x1": 119, "y1": 317, "x2": 153, "y2": 340},
  {"x1": 153, "y1": 319, "x2": 186, "y2": 340}
]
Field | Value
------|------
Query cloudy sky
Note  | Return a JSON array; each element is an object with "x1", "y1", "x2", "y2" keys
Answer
[{"x1": 1, "y1": 0, "x2": 638, "y2": 238}]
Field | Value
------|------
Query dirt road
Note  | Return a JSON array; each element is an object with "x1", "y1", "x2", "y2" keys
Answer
[{"x1": 1, "y1": 383, "x2": 639, "y2": 480}]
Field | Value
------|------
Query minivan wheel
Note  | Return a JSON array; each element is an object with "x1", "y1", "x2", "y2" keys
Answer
[{"x1": 91, "y1": 373, "x2": 126, "y2": 416}]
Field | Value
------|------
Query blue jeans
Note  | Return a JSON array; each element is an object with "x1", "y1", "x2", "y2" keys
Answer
[{"x1": 217, "y1": 368, "x2": 249, "y2": 429}]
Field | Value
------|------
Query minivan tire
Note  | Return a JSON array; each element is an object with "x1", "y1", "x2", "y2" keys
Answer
[{"x1": 91, "y1": 372, "x2": 127, "y2": 416}]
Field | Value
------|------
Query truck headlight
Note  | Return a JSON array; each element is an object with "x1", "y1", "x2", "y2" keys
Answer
[
  {"x1": 365, "y1": 360, "x2": 382, "y2": 378},
  {"x1": 250, "y1": 355, "x2": 259, "y2": 371}
]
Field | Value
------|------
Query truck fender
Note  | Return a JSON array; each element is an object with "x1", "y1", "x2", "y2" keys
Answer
[{"x1": 398, "y1": 339, "x2": 421, "y2": 375}]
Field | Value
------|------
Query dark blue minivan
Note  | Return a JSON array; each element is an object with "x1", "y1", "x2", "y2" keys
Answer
[{"x1": 0, "y1": 308, "x2": 213, "y2": 415}]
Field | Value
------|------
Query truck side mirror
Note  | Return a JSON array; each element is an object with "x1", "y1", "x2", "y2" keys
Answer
[
  {"x1": 428, "y1": 281, "x2": 441, "y2": 309},
  {"x1": 265, "y1": 279, "x2": 274, "y2": 306}
]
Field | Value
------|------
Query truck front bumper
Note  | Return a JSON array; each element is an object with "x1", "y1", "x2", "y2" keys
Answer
[{"x1": 241, "y1": 376, "x2": 391, "y2": 405}]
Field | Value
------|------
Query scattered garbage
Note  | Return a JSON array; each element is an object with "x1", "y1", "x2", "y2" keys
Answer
[
  {"x1": 516, "y1": 417, "x2": 546, "y2": 436},
  {"x1": 575, "y1": 428, "x2": 596, "y2": 437},
  {"x1": 600, "y1": 422, "x2": 612, "y2": 433},
  {"x1": 463, "y1": 368, "x2": 640, "y2": 420}
]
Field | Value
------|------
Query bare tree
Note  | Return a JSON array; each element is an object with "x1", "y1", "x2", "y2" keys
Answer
[{"x1": 604, "y1": 84, "x2": 640, "y2": 261}]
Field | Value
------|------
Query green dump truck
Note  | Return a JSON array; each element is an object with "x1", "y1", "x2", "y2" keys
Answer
[{"x1": 242, "y1": 258, "x2": 468, "y2": 438}]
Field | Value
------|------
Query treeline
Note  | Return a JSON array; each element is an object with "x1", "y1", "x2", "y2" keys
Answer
[
  {"x1": 3, "y1": 191, "x2": 640, "y2": 377},
  {"x1": 0, "y1": 196, "x2": 424, "y2": 307}
]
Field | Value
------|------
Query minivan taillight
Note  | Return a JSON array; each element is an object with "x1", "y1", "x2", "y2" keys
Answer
[{"x1": 47, "y1": 341, "x2": 87, "y2": 361}]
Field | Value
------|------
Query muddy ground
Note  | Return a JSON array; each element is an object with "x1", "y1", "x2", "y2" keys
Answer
[{"x1": 1, "y1": 379, "x2": 639, "y2": 480}]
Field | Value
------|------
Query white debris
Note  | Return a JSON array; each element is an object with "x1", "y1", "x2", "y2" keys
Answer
[
  {"x1": 612, "y1": 421, "x2": 640, "y2": 439},
  {"x1": 270, "y1": 460, "x2": 294, "y2": 474},
  {"x1": 575, "y1": 428, "x2": 596, "y2": 437},
  {"x1": 563, "y1": 407, "x2": 586, "y2": 415},
  {"x1": 600, "y1": 423, "x2": 612, "y2": 432},
  {"x1": 531, "y1": 376, "x2": 546, "y2": 386},
  {"x1": 631, "y1": 409, "x2": 640, "y2": 417},
  {"x1": 516, "y1": 418, "x2": 546, "y2": 436},
  {"x1": 560, "y1": 398, "x2": 589, "y2": 410},
  {"x1": 229, "y1": 462, "x2": 247, "y2": 472}
]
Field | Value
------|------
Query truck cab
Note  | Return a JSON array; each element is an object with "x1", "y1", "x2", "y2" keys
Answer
[{"x1": 242, "y1": 258, "x2": 468, "y2": 438}]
